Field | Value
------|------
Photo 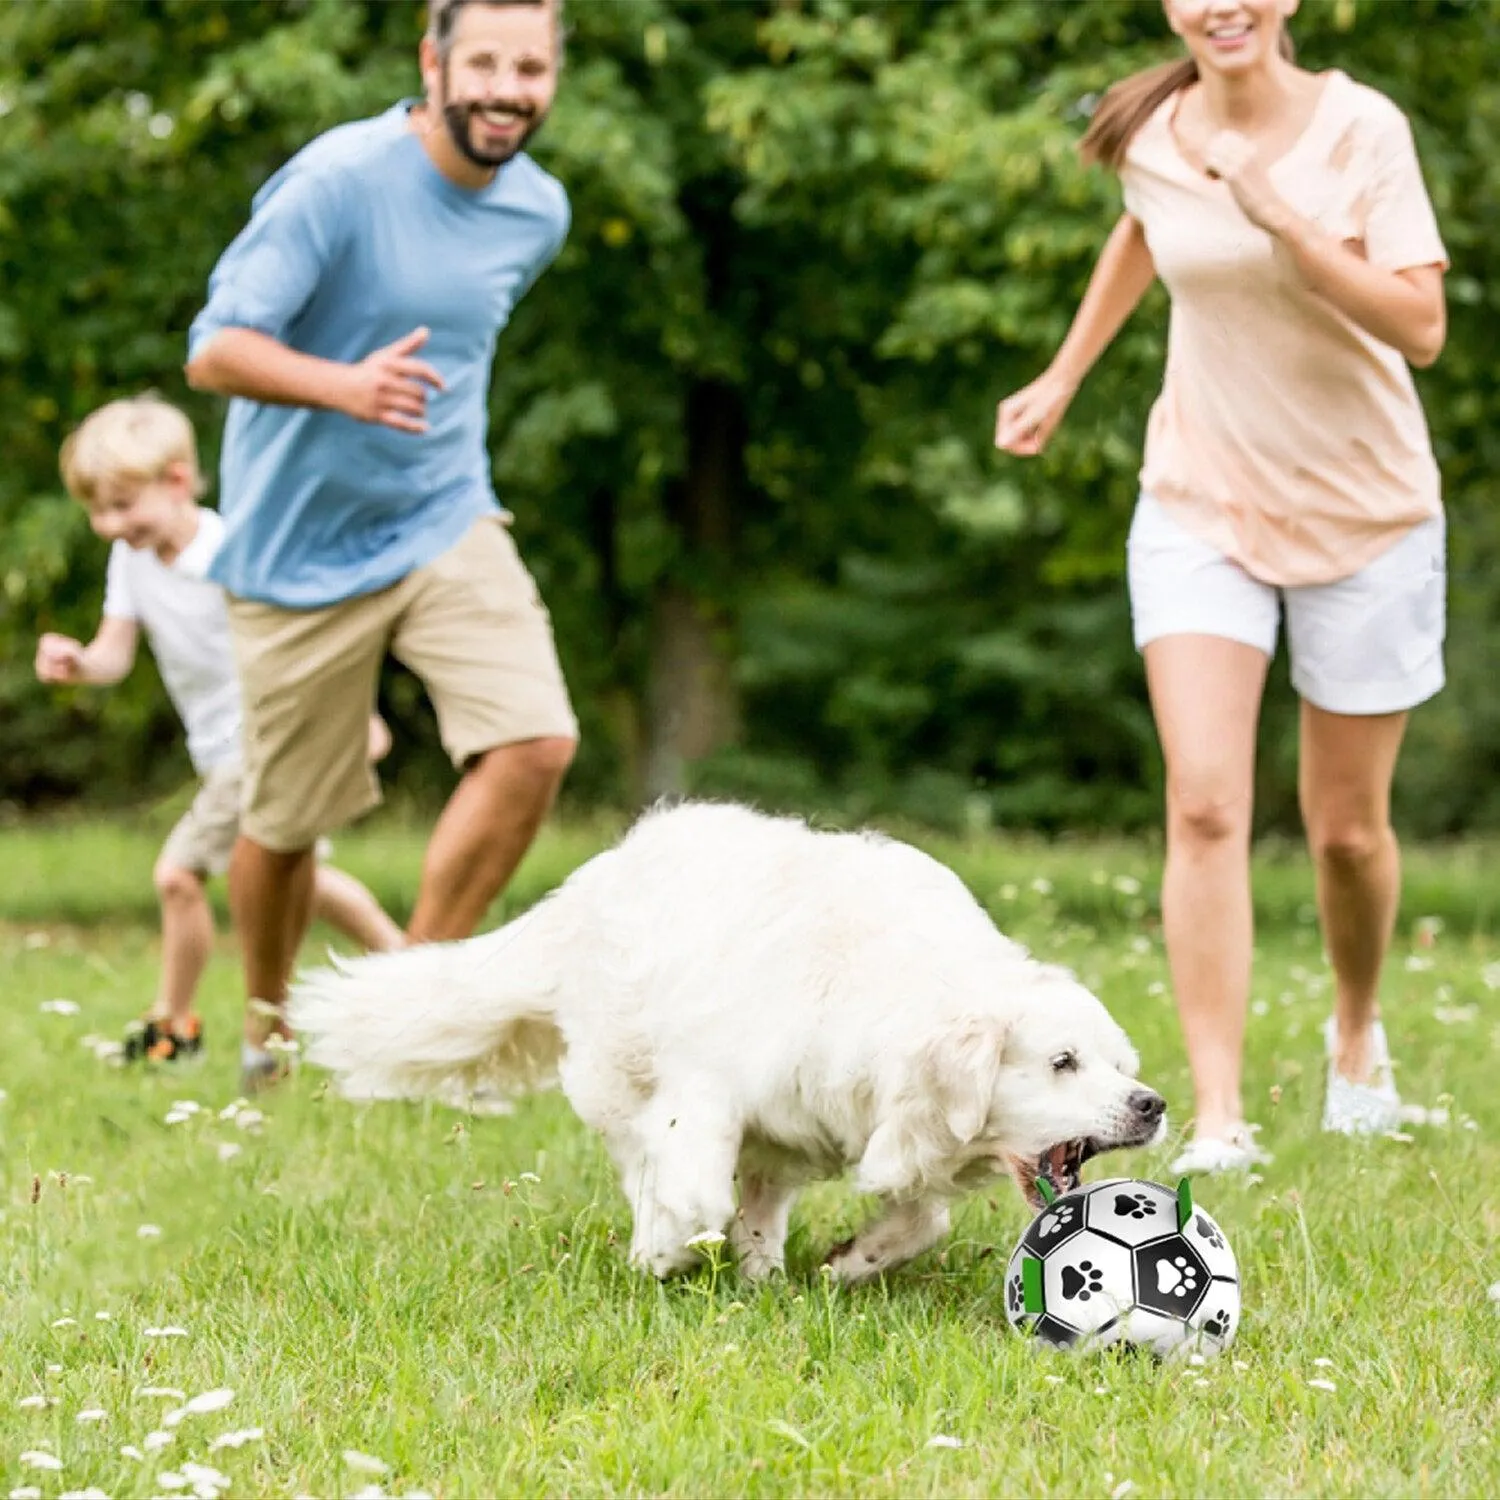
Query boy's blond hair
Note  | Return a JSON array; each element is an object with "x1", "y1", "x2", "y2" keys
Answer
[{"x1": 59, "y1": 394, "x2": 206, "y2": 505}]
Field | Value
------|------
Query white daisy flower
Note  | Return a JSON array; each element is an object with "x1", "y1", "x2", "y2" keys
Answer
[
  {"x1": 136, "y1": 1387, "x2": 186, "y2": 1400},
  {"x1": 1308, "y1": 1378, "x2": 1337, "y2": 1393},
  {"x1": 143, "y1": 1431, "x2": 175, "y2": 1452},
  {"x1": 40, "y1": 998, "x2": 81, "y2": 1016},
  {"x1": 18, "y1": 1453, "x2": 63, "y2": 1471},
  {"x1": 76, "y1": 1409, "x2": 107, "y2": 1423},
  {"x1": 120, "y1": 1446, "x2": 145, "y2": 1461},
  {"x1": 207, "y1": 1428, "x2": 263, "y2": 1452},
  {"x1": 143, "y1": 1326, "x2": 189, "y2": 1338},
  {"x1": 137, "y1": 1225, "x2": 163, "y2": 1240},
  {"x1": 925, "y1": 1434, "x2": 963, "y2": 1450},
  {"x1": 342, "y1": 1452, "x2": 391, "y2": 1476},
  {"x1": 18, "y1": 1395, "x2": 55, "y2": 1410},
  {"x1": 183, "y1": 1390, "x2": 234, "y2": 1416}
]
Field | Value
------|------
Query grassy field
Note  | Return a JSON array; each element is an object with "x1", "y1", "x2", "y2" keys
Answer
[{"x1": 2, "y1": 809, "x2": 1497, "y2": 1499}]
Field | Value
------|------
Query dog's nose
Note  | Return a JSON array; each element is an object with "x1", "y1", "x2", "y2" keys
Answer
[{"x1": 1128, "y1": 1088, "x2": 1167, "y2": 1125}]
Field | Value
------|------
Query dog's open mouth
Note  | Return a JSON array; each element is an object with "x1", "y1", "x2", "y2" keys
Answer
[{"x1": 1012, "y1": 1138, "x2": 1101, "y2": 1210}]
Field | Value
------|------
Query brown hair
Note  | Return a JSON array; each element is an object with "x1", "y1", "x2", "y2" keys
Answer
[{"x1": 1080, "y1": 30, "x2": 1297, "y2": 171}]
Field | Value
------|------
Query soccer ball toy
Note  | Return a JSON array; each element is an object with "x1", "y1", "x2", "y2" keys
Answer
[{"x1": 1004, "y1": 1176, "x2": 1240, "y2": 1357}]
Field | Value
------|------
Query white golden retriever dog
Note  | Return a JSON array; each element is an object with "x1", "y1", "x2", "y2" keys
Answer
[{"x1": 291, "y1": 802, "x2": 1165, "y2": 1282}]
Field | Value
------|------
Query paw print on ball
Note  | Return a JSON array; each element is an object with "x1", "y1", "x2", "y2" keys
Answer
[
  {"x1": 1023, "y1": 1195, "x2": 1088, "y2": 1255},
  {"x1": 1040, "y1": 1204, "x2": 1077, "y2": 1238},
  {"x1": 1156, "y1": 1255, "x2": 1199, "y2": 1299},
  {"x1": 1201, "y1": 1309, "x2": 1231, "y2": 1341},
  {"x1": 1188, "y1": 1209, "x2": 1238, "y2": 1278},
  {"x1": 1085, "y1": 1179, "x2": 1177, "y2": 1246},
  {"x1": 1006, "y1": 1273, "x2": 1025, "y2": 1317},
  {"x1": 1194, "y1": 1214, "x2": 1225, "y2": 1250},
  {"x1": 1133, "y1": 1239, "x2": 1210, "y2": 1318},
  {"x1": 1060, "y1": 1259, "x2": 1106, "y2": 1302}
]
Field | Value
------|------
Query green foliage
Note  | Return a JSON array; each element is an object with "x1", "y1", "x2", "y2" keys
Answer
[{"x1": 3, "y1": 0, "x2": 1499, "y2": 831}]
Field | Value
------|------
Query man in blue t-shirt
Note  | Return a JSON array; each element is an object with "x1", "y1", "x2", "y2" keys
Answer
[{"x1": 185, "y1": 0, "x2": 577, "y2": 1090}]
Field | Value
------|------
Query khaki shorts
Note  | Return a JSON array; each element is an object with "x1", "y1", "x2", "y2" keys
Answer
[
  {"x1": 226, "y1": 515, "x2": 577, "y2": 853},
  {"x1": 159, "y1": 763, "x2": 244, "y2": 876}
]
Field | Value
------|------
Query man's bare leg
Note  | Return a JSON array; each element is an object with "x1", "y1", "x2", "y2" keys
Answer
[
  {"x1": 228, "y1": 835, "x2": 316, "y2": 1081},
  {"x1": 406, "y1": 736, "x2": 575, "y2": 943}
]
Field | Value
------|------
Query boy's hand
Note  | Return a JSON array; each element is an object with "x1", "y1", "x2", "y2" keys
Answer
[
  {"x1": 35, "y1": 633, "x2": 86, "y2": 684},
  {"x1": 337, "y1": 327, "x2": 445, "y2": 434}
]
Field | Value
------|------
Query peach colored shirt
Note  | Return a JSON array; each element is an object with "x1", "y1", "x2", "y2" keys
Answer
[{"x1": 1121, "y1": 71, "x2": 1447, "y2": 586}]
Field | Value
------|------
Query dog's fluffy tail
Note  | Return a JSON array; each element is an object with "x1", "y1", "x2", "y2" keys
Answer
[{"x1": 290, "y1": 908, "x2": 566, "y2": 1105}]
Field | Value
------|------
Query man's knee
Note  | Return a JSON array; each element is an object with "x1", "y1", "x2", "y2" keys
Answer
[{"x1": 475, "y1": 734, "x2": 576, "y2": 792}]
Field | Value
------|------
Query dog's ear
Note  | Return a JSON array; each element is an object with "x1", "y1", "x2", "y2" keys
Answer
[{"x1": 928, "y1": 1017, "x2": 1009, "y2": 1144}]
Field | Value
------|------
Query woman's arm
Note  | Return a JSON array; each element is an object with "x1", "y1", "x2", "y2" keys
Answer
[
  {"x1": 1277, "y1": 227, "x2": 1445, "y2": 368},
  {"x1": 1205, "y1": 129, "x2": 1446, "y2": 368},
  {"x1": 996, "y1": 213, "x2": 1156, "y2": 455}
]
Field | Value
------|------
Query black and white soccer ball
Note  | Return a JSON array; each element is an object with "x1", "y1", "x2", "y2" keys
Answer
[{"x1": 1003, "y1": 1177, "x2": 1240, "y2": 1357}]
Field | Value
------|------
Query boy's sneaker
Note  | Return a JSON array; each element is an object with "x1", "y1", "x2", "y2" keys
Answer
[
  {"x1": 1322, "y1": 1016, "x2": 1402, "y2": 1136},
  {"x1": 123, "y1": 1015, "x2": 204, "y2": 1063}
]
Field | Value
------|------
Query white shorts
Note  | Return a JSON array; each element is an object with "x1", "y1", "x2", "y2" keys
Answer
[{"x1": 1126, "y1": 494, "x2": 1446, "y2": 716}]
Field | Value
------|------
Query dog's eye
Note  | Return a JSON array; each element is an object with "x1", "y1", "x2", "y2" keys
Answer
[{"x1": 1050, "y1": 1050, "x2": 1079, "y2": 1074}]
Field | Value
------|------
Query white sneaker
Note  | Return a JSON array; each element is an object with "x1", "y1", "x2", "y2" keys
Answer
[
  {"x1": 1321, "y1": 1016, "x2": 1402, "y2": 1136},
  {"x1": 1170, "y1": 1124, "x2": 1272, "y2": 1176}
]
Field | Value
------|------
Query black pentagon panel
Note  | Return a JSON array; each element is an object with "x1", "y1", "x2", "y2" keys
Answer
[
  {"x1": 1132, "y1": 1236, "x2": 1212, "y2": 1319},
  {"x1": 1031, "y1": 1314, "x2": 1081, "y2": 1349},
  {"x1": 1021, "y1": 1191, "x2": 1090, "y2": 1257}
]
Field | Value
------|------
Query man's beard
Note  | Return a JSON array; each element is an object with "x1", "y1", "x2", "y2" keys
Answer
[{"x1": 441, "y1": 68, "x2": 545, "y2": 169}]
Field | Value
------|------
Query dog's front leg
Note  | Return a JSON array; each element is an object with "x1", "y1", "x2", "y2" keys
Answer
[
  {"x1": 613, "y1": 1100, "x2": 741, "y2": 1279},
  {"x1": 730, "y1": 1172, "x2": 796, "y2": 1280},
  {"x1": 823, "y1": 1196, "x2": 951, "y2": 1285}
]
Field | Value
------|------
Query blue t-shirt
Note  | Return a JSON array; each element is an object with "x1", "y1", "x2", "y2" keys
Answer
[{"x1": 188, "y1": 103, "x2": 569, "y2": 607}]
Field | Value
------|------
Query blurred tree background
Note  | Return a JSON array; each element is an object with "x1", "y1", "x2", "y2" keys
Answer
[{"x1": 3, "y1": 0, "x2": 1497, "y2": 835}]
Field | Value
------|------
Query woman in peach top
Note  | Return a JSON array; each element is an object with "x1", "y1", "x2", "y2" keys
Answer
[{"x1": 996, "y1": 0, "x2": 1448, "y2": 1173}]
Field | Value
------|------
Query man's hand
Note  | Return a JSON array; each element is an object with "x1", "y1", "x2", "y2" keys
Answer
[
  {"x1": 336, "y1": 326, "x2": 446, "y2": 433},
  {"x1": 1204, "y1": 130, "x2": 1296, "y2": 238},
  {"x1": 35, "y1": 633, "x2": 86, "y2": 685}
]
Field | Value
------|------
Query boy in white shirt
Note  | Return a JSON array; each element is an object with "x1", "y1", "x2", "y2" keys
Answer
[{"x1": 36, "y1": 394, "x2": 403, "y2": 1067}]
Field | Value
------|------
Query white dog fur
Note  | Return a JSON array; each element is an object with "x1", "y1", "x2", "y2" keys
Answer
[{"x1": 291, "y1": 802, "x2": 1165, "y2": 1282}]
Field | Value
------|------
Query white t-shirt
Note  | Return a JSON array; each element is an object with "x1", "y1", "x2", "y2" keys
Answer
[{"x1": 102, "y1": 508, "x2": 243, "y2": 773}]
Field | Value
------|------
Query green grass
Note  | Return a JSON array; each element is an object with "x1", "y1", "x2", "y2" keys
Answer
[{"x1": 2, "y1": 812, "x2": 1498, "y2": 1498}]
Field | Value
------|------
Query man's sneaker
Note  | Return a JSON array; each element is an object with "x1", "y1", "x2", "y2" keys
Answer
[
  {"x1": 1322, "y1": 1016, "x2": 1402, "y2": 1135},
  {"x1": 240, "y1": 1040, "x2": 293, "y2": 1096},
  {"x1": 1170, "y1": 1123, "x2": 1273, "y2": 1176},
  {"x1": 123, "y1": 1015, "x2": 204, "y2": 1063}
]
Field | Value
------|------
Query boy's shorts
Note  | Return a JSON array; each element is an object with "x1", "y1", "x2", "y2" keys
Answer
[
  {"x1": 1126, "y1": 494, "x2": 1446, "y2": 716},
  {"x1": 227, "y1": 514, "x2": 578, "y2": 854},
  {"x1": 159, "y1": 763, "x2": 243, "y2": 876}
]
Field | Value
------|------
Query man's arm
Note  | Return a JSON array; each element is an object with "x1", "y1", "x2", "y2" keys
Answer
[{"x1": 186, "y1": 325, "x2": 445, "y2": 434}]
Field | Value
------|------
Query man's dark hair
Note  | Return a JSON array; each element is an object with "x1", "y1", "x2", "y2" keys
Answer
[{"x1": 426, "y1": 0, "x2": 560, "y2": 55}]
